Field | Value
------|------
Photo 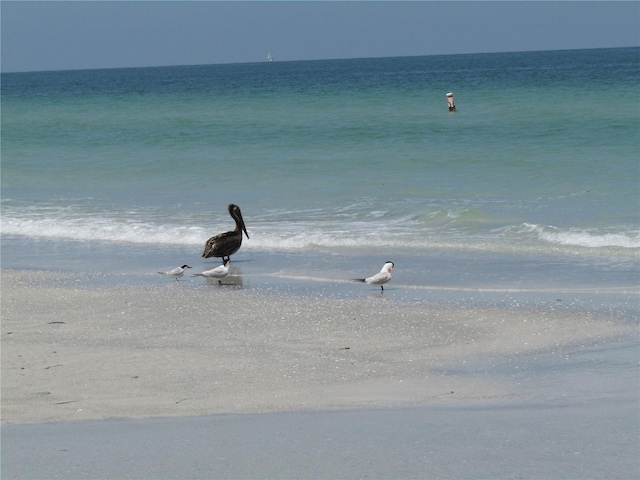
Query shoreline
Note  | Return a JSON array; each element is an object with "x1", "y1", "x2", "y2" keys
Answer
[
  {"x1": 4, "y1": 394, "x2": 639, "y2": 480},
  {"x1": 2, "y1": 268, "x2": 637, "y2": 425}
]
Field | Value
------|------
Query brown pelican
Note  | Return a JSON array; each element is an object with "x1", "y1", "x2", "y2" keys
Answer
[
  {"x1": 158, "y1": 264, "x2": 192, "y2": 281},
  {"x1": 354, "y1": 261, "x2": 394, "y2": 291},
  {"x1": 202, "y1": 204, "x2": 249, "y2": 261}
]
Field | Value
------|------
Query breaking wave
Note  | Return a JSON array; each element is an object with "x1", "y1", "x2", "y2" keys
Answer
[
  {"x1": 516, "y1": 223, "x2": 640, "y2": 249},
  {"x1": 3, "y1": 207, "x2": 639, "y2": 255}
]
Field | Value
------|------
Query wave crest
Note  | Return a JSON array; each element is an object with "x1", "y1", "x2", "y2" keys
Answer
[
  {"x1": 518, "y1": 223, "x2": 640, "y2": 249},
  {"x1": 3, "y1": 212, "x2": 638, "y2": 253}
]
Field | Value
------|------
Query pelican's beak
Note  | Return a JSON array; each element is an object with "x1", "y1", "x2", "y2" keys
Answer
[{"x1": 236, "y1": 209, "x2": 249, "y2": 239}]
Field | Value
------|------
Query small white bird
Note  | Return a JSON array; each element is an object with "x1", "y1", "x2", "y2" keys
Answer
[
  {"x1": 355, "y1": 261, "x2": 394, "y2": 291},
  {"x1": 158, "y1": 264, "x2": 192, "y2": 281},
  {"x1": 192, "y1": 259, "x2": 230, "y2": 284}
]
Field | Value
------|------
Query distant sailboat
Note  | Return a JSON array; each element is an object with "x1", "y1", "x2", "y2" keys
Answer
[{"x1": 267, "y1": 51, "x2": 273, "y2": 62}]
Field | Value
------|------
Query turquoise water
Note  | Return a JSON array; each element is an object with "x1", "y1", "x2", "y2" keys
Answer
[{"x1": 2, "y1": 48, "x2": 639, "y2": 294}]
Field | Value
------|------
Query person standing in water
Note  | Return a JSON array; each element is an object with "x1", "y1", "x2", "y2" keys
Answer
[{"x1": 446, "y1": 92, "x2": 456, "y2": 111}]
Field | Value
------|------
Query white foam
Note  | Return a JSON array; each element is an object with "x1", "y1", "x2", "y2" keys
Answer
[
  {"x1": 1, "y1": 216, "x2": 205, "y2": 246},
  {"x1": 3, "y1": 212, "x2": 639, "y2": 254},
  {"x1": 520, "y1": 223, "x2": 640, "y2": 249}
]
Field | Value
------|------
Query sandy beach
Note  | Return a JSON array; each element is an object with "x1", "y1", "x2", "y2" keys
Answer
[
  {"x1": 2, "y1": 268, "x2": 636, "y2": 425},
  {"x1": 2, "y1": 268, "x2": 639, "y2": 478}
]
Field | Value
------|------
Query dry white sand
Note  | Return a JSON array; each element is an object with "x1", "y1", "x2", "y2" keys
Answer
[{"x1": 1, "y1": 269, "x2": 634, "y2": 425}]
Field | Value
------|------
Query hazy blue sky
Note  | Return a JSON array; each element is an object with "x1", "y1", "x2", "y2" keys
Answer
[{"x1": 2, "y1": 1, "x2": 638, "y2": 72}]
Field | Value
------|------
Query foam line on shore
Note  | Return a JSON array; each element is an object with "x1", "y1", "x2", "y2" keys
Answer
[{"x1": 265, "y1": 271, "x2": 639, "y2": 295}]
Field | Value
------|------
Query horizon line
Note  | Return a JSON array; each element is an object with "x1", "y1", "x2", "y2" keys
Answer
[{"x1": 2, "y1": 45, "x2": 638, "y2": 75}]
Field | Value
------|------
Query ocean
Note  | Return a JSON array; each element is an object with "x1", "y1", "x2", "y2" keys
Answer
[{"x1": 2, "y1": 47, "x2": 639, "y2": 304}]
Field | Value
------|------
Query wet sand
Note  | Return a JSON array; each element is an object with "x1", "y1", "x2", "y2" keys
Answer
[{"x1": 3, "y1": 395, "x2": 638, "y2": 479}]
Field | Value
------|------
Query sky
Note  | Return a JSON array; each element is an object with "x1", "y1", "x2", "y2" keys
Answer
[{"x1": 1, "y1": 1, "x2": 639, "y2": 73}]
